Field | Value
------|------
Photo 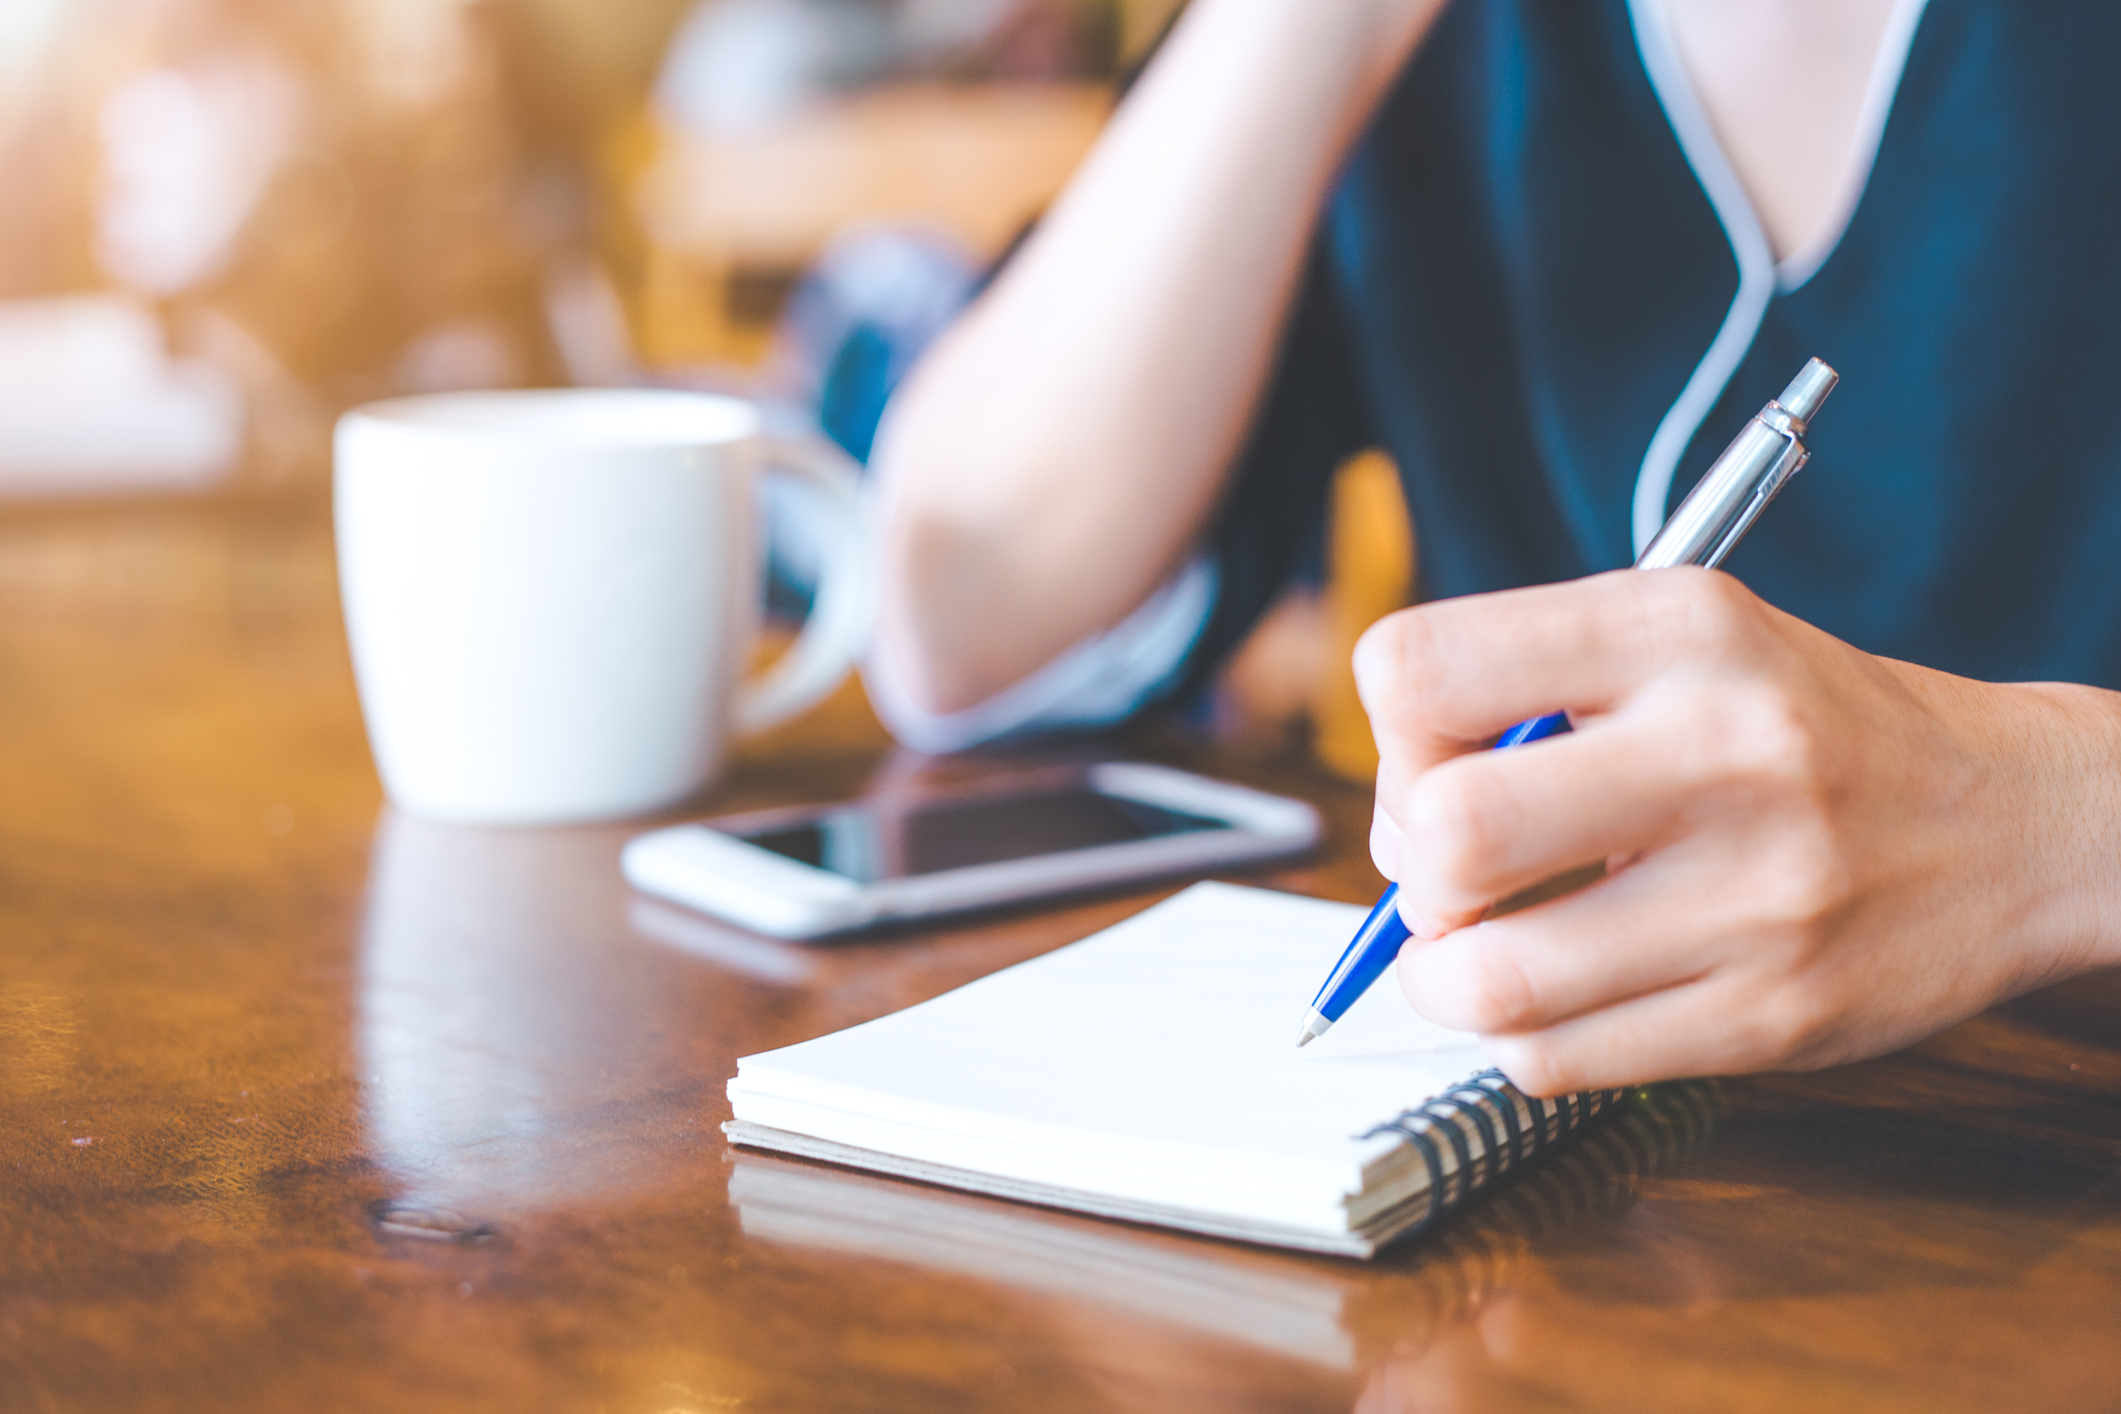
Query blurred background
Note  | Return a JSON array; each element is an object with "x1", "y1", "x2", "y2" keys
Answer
[
  {"x1": 0, "y1": 0, "x2": 1407, "y2": 775},
  {"x1": 0, "y1": 0, "x2": 1173, "y2": 481}
]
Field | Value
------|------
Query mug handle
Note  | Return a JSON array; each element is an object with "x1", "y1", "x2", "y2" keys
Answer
[{"x1": 734, "y1": 436, "x2": 874, "y2": 735}]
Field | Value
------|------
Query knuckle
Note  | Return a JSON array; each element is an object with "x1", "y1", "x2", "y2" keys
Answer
[
  {"x1": 1740, "y1": 984, "x2": 1834, "y2": 1065},
  {"x1": 1689, "y1": 679, "x2": 1841, "y2": 815},
  {"x1": 1721, "y1": 683, "x2": 1819, "y2": 781},
  {"x1": 1358, "y1": 600, "x2": 1493, "y2": 737},
  {"x1": 1487, "y1": 1036, "x2": 1579, "y2": 1100},
  {"x1": 1631, "y1": 567, "x2": 1760, "y2": 661},
  {"x1": 1354, "y1": 609, "x2": 1443, "y2": 716},
  {"x1": 1761, "y1": 833, "x2": 1855, "y2": 933},
  {"x1": 1401, "y1": 768, "x2": 1500, "y2": 892},
  {"x1": 1679, "y1": 568, "x2": 1761, "y2": 644},
  {"x1": 1460, "y1": 939, "x2": 1540, "y2": 1034}
]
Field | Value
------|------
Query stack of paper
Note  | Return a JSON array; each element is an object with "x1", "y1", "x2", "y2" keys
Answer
[{"x1": 727, "y1": 883, "x2": 1616, "y2": 1256}]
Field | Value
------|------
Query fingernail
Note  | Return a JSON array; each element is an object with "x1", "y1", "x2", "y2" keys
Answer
[{"x1": 1402, "y1": 910, "x2": 1448, "y2": 942}]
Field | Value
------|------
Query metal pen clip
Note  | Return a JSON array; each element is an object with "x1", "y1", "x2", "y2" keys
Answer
[{"x1": 1637, "y1": 359, "x2": 1840, "y2": 572}]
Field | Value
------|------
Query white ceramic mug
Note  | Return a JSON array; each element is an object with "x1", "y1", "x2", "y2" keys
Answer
[{"x1": 335, "y1": 389, "x2": 870, "y2": 825}]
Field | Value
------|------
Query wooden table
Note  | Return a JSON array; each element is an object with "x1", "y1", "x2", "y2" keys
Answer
[{"x1": 4, "y1": 496, "x2": 2119, "y2": 1413}]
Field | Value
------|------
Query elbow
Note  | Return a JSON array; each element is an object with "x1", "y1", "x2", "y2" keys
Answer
[
  {"x1": 868, "y1": 352, "x2": 1114, "y2": 716},
  {"x1": 874, "y1": 504, "x2": 1006, "y2": 718},
  {"x1": 867, "y1": 386, "x2": 1043, "y2": 716}
]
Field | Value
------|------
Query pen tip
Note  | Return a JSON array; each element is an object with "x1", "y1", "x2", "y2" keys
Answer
[{"x1": 1295, "y1": 1030, "x2": 1315, "y2": 1049}]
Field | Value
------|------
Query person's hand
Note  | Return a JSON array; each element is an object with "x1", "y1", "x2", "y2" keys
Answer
[{"x1": 1353, "y1": 568, "x2": 2121, "y2": 1096}]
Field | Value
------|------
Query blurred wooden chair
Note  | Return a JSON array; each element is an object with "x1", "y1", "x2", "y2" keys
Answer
[
  {"x1": 1210, "y1": 449, "x2": 1415, "y2": 779},
  {"x1": 629, "y1": 82, "x2": 1110, "y2": 370},
  {"x1": 1315, "y1": 450, "x2": 1416, "y2": 782}
]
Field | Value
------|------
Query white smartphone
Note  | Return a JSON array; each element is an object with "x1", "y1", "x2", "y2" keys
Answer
[{"x1": 621, "y1": 762, "x2": 1322, "y2": 939}]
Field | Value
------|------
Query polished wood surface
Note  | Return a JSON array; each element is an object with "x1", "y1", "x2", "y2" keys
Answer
[{"x1": 4, "y1": 496, "x2": 2120, "y2": 1414}]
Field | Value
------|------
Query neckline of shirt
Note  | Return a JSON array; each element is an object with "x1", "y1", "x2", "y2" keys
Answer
[{"x1": 1622, "y1": 0, "x2": 1930, "y2": 556}]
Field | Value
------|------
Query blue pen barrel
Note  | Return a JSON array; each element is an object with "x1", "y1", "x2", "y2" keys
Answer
[
  {"x1": 1307, "y1": 709, "x2": 1571, "y2": 1030},
  {"x1": 1495, "y1": 711, "x2": 1571, "y2": 749},
  {"x1": 1309, "y1": 885, "x2": 1415, "y2": 1018}
]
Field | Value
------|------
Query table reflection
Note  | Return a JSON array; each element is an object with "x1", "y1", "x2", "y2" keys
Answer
[
  {"x1": 357, "y1": 808, "x2": 812, "y2": 1219},
  {"x1": 731, "y1": 1082, "x2": 1727, "y2": 1384},
  {"x1": 734, "y1": 1155, "x2": 1360, "y2": 1368},
  {"x1": 358, "y1": 810, "x2": 648, "y2": 1216}
]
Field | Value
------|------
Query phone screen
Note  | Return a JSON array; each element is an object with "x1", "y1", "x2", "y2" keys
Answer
[{"x1": 738, "y1": 786, "x2": 1224, "y2": 883}]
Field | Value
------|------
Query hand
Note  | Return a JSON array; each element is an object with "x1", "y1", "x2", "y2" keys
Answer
[{"x1": 1353, "y1": 569, "x2": 2121, "y2": 1096}]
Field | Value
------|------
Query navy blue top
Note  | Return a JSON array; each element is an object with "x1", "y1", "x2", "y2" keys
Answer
[{"x1": 1175, "y1": 0, "x2": 2121, "y2": 699}]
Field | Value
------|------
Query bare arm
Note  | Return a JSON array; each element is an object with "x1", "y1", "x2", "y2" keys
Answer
[{"x1": 873, "y1": 0, "x2": 1449, "y2": 715}]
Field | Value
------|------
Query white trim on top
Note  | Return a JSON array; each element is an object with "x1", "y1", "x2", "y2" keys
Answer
[
  {"x1": 1623, "y1": 0, "x2": 1928, "y2": 556},
  {"x1": 1626, "y1": 0, "x2": 1781, "y2": 557}
]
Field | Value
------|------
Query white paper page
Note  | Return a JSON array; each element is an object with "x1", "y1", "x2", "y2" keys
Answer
[{"x1": 731, "y1": 884, "x2": 1487, "y2": 1207}]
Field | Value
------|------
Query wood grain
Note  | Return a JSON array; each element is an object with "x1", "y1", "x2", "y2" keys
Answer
[{"x1": 2, "y1": 496, "x2": 2118, "y2": 1414}]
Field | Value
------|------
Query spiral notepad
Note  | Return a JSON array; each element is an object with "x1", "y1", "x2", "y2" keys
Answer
[{"x1": 726, "y1": 883, "x2": 1621, "y2": 1257}]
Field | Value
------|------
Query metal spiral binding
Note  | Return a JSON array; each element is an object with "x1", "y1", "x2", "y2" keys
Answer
[
  {"x1": 1448, "y1": 1077, "x2": 1517, "y2": 1165},
  {"x1": 1439, "y1": 1085, "x2": 1502, "y2": 1189},
  {"x1": 1360, "y1": 1070, "x2": 1628, "y2": 1238}
]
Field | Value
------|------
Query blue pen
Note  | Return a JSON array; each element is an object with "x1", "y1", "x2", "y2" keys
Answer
[{"x1": 1295, "y1": 359, "x2": 1840, "y2": 1047}]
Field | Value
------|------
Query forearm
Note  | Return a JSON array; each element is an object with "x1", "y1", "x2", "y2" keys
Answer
[{"x1": 875, "y1": 0, "x2": 1448, "y2": 713}]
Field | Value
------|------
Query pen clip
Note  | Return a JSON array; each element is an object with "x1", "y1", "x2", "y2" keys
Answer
[
  {"x1": 1698, "y1": 439, "x2": 1808, "y2": 572},
  {"x1": 1637, "y1": 360, "x2": 1837, "y2": 573}
]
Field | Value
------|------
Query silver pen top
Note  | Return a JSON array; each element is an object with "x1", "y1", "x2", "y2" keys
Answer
[
  {"x1": 1776, "y1": 358, "x2": 1839, "y2": 428},
  {"x1": 1635, "y1": 358, "x2": 1839, "y2": 572}
]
